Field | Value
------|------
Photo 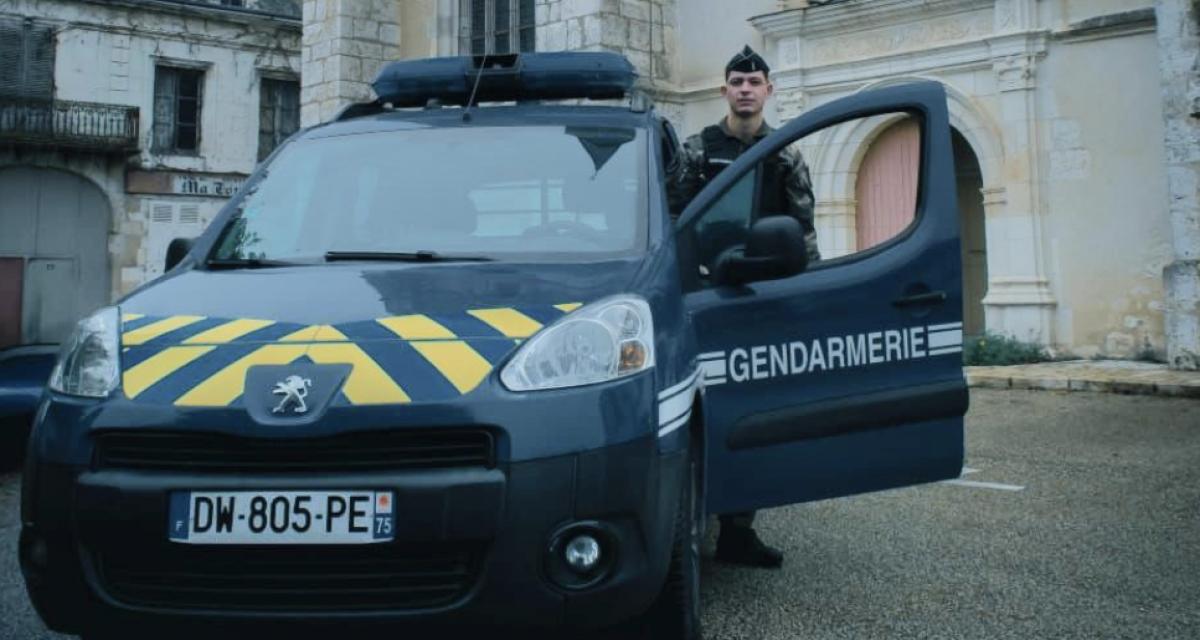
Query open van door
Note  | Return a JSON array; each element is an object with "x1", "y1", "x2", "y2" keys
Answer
[{"x1": 675, "y1": 82, "x2": 967, "y2": 514}]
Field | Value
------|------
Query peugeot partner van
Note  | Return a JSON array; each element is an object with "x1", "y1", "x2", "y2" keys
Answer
[{"x1": 21, "y1": 52, "x2": 967, "y2": 638}]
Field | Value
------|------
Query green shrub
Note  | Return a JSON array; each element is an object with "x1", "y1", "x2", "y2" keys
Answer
[{"x1": 962, "y1": 331, "x2": 1050, "y2": 366}]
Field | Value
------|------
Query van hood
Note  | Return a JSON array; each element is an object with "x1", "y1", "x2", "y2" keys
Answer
[{"x1": 117, "y1": 260, "x2": 644, "y2": 408}]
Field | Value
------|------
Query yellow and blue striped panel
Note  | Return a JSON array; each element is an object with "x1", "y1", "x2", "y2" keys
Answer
[{"x1": 119, "y1": 303, "x2": 581, "y2": 408}]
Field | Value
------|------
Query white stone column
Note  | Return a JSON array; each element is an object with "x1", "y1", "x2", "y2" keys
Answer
[
  {"x1": 301, "y1": 0, "x2": 402, "y2": 127},
  {"x1": 980, "y1": 4, "x2": 1056, "y2": 344},
  {"x1": 1156, "y1": 0, "x2": 1200, "y2": 369}
]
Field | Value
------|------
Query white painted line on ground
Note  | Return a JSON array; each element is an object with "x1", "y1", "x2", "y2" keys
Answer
[
  {"x1": 943, "y1": 479, "x2": 1025, "y2": 492},
  {"x1": 961, "y1": 467, "x2": 981, "y2": 475}
]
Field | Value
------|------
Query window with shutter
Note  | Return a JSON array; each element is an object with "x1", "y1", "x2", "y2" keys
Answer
[
  {"x1": 0, "y1": 19, "x2": 54, "y2": 100},
  {"x1": 258, "y1": 77, "x2": 300, "y2": 161},
  {"x1": 0, "y1": 22, "x2": 23, "y2": 97},
  {"x1": 462, "y1": 0, "x2": 535, "y2": 56},
  {"x1": 24, "y1": 24, "x2": 54, "y2": 100}
]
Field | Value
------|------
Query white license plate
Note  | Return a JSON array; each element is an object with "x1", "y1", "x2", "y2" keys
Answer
[{"x1": 168, "y1": 490, "x2": 394, "y2": 544}]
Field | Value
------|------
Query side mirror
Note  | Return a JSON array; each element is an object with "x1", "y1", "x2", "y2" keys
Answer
[
  {"x1": 712, "y1": 216, "x2": 809, "y2": 287},
  {"x1": 165, "y1": 237, "x2": 195, "y2": 272}
]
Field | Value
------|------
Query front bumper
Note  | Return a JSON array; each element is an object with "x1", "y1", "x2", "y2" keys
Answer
[{"x1": 21, "y1": 383, "x2": 685, "y2": 633}]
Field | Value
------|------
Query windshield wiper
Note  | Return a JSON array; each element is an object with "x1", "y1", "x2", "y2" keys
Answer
[
  {"x1": 205, "y1": 257, "x2": 301, "y2": 270},
  {"x1": 324, "y1": 250, "x2": 494, "y2": 263}
]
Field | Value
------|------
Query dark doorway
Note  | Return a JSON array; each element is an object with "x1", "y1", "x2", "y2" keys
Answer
[{"x1": 952, "y1": 129, "x2": 987, "y2": 338}]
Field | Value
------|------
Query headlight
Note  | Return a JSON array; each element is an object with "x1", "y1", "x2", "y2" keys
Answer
[
  {"x1": 501, "y1": 296, "x2": 655, "y2": 391},
  {"x1": 48, "y1": 306, "x2": 121, "y2": 398}
]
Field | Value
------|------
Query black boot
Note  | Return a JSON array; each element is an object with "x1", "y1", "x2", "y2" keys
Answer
[{"x1": 714, "y1": 525, "x2": 783, "y2": 568}]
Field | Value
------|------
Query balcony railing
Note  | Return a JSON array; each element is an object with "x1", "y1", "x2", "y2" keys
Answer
[{"x1": 0, "y1": 97, "x2": 139, "y2": 153}]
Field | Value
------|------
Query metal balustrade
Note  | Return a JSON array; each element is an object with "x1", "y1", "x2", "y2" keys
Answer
[{"x1": 0, "y1": 97, "x2": 139, "y2": 153}]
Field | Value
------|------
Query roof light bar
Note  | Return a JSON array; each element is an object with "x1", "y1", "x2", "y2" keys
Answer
[{"x1": 371, "y1": 52, "x2": 638, "y2": 108}]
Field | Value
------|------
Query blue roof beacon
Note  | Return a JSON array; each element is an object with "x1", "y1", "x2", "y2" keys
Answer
[{"x1": 20, "y1": 52, "x2": 968, "y2": 638}]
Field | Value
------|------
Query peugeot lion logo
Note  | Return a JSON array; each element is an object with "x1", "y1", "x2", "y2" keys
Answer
[{"x1": 271, "y1": 375, "x2": 313, "y2": 414}]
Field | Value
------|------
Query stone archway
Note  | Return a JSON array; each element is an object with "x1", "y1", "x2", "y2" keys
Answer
[
  {"x1": 0, "y1": 167, "x2": 111, "y2": 345},
  {"x1": 801, "y1": 76, "x2": 1058, "y2": 341},
  {"x1": 799, "y1": 81, "x2": 993, "y2": 336}
]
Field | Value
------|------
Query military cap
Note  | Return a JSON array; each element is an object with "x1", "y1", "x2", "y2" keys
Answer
[{"x1": 726, "y1": 45, "x2": 770, "y2": 77}]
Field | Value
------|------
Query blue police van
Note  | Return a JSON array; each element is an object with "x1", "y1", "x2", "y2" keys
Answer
[{"x1": 20, "y1": 53, "x2": 967, "y2": 638}]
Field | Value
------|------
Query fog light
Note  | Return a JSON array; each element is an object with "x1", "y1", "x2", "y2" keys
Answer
[{"x1": 564, "y1": 534, "x2": 601, "y2": 573}]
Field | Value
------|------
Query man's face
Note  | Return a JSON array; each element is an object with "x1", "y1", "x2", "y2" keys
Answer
[{"x1": 722, "y1": 70, "x2": 773, "y2": 118}]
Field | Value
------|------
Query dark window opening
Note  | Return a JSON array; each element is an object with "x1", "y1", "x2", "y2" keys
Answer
[
  {"x1": 258, "y1": 77, "x2": 299, "y2": 161},
  {"x1": 153, "y1": 66, "x2": 204, "y2": 154},
  {"x1": 464, "y1": 0, "x2": 535, "y2": 55}
]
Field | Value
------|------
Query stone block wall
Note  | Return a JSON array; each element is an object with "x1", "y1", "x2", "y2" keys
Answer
[
  {"x1": 1156, "y1": 0, "x2": 1200, "y2": 369},
  {"x1": 301, "y1": 0, "x2": 402, "y2": 126},
  {"x1": 534, "y1": 0, "x2": 677, "y2": 87}
]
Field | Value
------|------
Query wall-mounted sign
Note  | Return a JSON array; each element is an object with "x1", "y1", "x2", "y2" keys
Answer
[{"x1": 126, "y1": 170, "x2": 248, "y2": 198}]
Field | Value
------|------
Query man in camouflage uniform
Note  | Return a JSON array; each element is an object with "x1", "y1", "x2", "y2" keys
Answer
[
  {"x1": 670, "y1": 46, "x2": 820, "y2": 264},
  {"x1": 671, "y1": 46, "x2": 820, "y2": 569}
]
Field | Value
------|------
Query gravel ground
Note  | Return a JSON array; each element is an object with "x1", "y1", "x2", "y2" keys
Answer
[{"x1": 3, "y1": 388, "x2": 1198, "y2": 639}]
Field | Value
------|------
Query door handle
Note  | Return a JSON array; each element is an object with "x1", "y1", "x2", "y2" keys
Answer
[{"x1": 892, "y1": 290, "x2": 947, "y2": 307}]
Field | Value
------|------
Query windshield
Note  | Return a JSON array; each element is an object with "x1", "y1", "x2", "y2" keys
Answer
[{"x1": 211, "y1": 125, "x2": 647, "y2": 263}]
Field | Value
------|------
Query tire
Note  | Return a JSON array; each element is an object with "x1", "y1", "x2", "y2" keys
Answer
[
  {"x1": 639, "y1": 442, "x2": 703, "y2": 640},
  {"x1": 0, "y1": 414, "x2": 31, "y2": 471}
]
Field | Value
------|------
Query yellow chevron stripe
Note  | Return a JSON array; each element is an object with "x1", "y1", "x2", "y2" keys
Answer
[
  {"x1": 377, "y1": 315, "x2": 457, "y2": 340},
  {"x1": 554, "y1": 303, "x2": 582, "y2": 313},
  {"x1": 468, "y1": 308, "x2": 543, "y2": 338},
  {"x1": 122, "y1": 315, "x2": 206, "y2": 346},
  {"x1": 305, "y1": 326, "x2": 409, "y2": 404},
  {"x1": 123, "y1": 346, "x2": 215, "y2": 399},
  {"x1": 312, "y1": 325, "x2": 353, "y2": 342},
  {"x1": 410, "y1": 341, "x2": 493, "y2": 394},
  {"x1": 307, "y1": 344, "x2": 411, "y2": 404},
  {"x1": 173, "y1": 327, "x2": 315, "y2": 407},
  {"x1": 183, "y1": 318, "x2": 276, "y2": 345},
  {"x1": 174, "y1": 344, "x2": 309, "y2": 407},
  {"x1": 280, "y1": 325, "x2": 323, "y2": 342},
  {"x1": 121, "y1": 313, "x2": 145, "y2": 323}
]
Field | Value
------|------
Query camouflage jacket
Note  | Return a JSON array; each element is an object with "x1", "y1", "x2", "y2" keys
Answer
[{"x1": 669, "y1": 118, "x2": 820, "y2": 262}]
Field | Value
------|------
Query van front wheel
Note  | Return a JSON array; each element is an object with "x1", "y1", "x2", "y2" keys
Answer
[{"x1": 638, "y1": 445, "x2": 703, "y2": 640}]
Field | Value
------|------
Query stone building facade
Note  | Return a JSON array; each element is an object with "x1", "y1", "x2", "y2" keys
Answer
[
  {"x1": 747, "y1": 0, "x2": 1168, "y2": 361},
  {"x1": 0, "y1": 0, "x2": 301, "y2": 349},
  {"x1": 1, "y1": 0, "x2": 1191, "y2": 367},
  {"x1": 298, "y1": 0, "x2": 1194, "y2": 366}
]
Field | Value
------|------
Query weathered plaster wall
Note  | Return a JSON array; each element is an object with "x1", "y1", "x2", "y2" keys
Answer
[{"x1": 1037, "y1": 30, "x2": 1171, "y2": 358}]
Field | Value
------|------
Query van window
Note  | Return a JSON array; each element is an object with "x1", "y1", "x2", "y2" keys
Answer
[{"x1": 213, "y1": 125, "x2": 647, "y2": 262}]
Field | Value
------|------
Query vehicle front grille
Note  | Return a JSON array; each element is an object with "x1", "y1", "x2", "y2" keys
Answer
[
  {"x1": 96, "y1": 544, "x2": 481, "y2": 612},
  {"x1": 93, "y1": 429, "x2": 496, "y2": 473}
]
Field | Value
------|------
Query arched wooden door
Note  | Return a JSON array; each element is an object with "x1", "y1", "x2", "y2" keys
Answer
[
  {"x1": 0, "y1": 167, "x2": 110, "y2": 346},
  {"x1": 855, "y1": 118, "x2": 920, "y2": 251}
]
